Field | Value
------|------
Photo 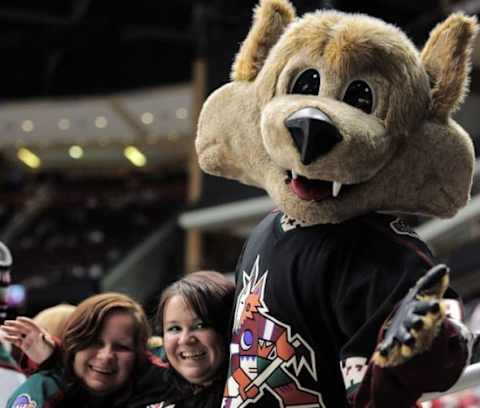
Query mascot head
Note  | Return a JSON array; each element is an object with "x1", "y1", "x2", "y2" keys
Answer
[{"x1": 196, "y1": 0, "x2": 478, "y2": 224}]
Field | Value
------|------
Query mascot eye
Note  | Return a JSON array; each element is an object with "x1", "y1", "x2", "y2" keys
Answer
[
  {"x1": 342, "y1": 80, "x2": 374, "y2": 114},
  {"x1": 289, "y1": 69, "x2": 321, "y2": 95}
]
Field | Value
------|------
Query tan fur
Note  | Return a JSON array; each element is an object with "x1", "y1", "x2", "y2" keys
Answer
[
  {"x1": 232, "y1": 0, "x2": 296, "y2": 81},
  {"x1": 421, "y1": 14, "x2": 479, "y2": 120},
  {"x1": 372, "y1": 303, "x2": 446, "y2": 367},
  {"x1": 255, "y1": 11, "x2": 431, "y2": 135},
  {"x1": 197, "y1": 1, "x2": 478, "y2": 225},
  {"x1": 372, "y1": 272, "x2": 449, "y2": 367}
]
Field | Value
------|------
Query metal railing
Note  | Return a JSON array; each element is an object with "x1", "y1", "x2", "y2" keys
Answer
[{"x1": 421, "y1": 362, "x2": 480, "y2": 401}]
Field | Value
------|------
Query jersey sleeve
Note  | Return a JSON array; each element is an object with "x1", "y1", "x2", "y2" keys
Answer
[
  {"x1": 7, "y1": 370, "x2": 64, "y2": 408},
  {"x1": 329, "y1": 219, "x2": 469, "y2": 407},
  {"x1": 332, "y1": 222, "x2": 435, "y2": 362},
  {"x1": 354, "y1": 318, "x2": 470, "y2": 407},
  {"x1": 329, "y1": 219, "x2": 435, "y2": 397}
]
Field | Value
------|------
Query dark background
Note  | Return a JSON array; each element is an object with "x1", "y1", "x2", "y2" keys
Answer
[{"x1": 0, "y1": 0, "x2": 460, "y2": 100}]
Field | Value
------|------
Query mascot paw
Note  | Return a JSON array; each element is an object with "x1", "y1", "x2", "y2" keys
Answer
[{"x1": 372, "y1": 264, "x2": 449, "y2": 367}]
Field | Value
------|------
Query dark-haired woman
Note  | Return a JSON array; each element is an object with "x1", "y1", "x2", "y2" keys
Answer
[{"x1": 149, "y1": 270, "x2": 235, "y2": 407}]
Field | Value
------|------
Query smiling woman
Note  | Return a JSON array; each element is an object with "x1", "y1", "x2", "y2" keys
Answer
[
  {"x1": 150, "y1": 270, "x2": 235, "y2": 406},
  {"x1": 71, "y1": 312, "x2": 137, "y2": 395},
  {"x1": 60, "y1": 293, "x2": 150, "y2": 402},
  {"x1": 157, "y1": 271, "x2": 234, "y2": 388},
  {"x1": 5, "y1": 293, "x2": 153, "y2": 407}
]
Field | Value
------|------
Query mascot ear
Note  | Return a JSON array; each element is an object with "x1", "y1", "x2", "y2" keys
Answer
[
  {"x1": 231, "y1": 0, "x2": 295, "y2": 81},
  {"x1": 420, "y1": 13, "x2": 478, "y2": 121}
]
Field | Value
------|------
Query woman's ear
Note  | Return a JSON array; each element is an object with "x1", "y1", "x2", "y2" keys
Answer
[
  {"x1": 420, "y1": 13, "x2": 479, "y2": 121},
  {"x1": 231, "y1": 0, "x2": 295, "y2": 81}
]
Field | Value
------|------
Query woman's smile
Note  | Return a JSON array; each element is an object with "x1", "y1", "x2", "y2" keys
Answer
[{"x1": 163, "y1": 294, "x2": 225, "y2": 385}]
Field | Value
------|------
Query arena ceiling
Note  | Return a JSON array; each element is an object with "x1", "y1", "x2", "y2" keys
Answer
[
  {"x1": 0, "y1": 0, "x2": 477, "y2": 170},
  {"x1": 0, "y1": 0, "x2": 475, "y2": 100}
]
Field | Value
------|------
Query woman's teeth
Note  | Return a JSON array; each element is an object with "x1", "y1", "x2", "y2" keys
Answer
[
  {"x1": 90, "y1": 366, "x2": 114, "y2": 375},
  {"x1": 180, "y1": 351, "x2": 206, "y2": 360}
]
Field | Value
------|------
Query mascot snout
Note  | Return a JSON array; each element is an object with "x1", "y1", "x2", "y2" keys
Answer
[{"x1": 285, "y1": 107, "x2": 342, "y2": 165}]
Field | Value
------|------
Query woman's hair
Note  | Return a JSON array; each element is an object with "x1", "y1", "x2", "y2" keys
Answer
[
  {"x1": 62, "y1": 292, "x2": 150, "y2": 376},
  {"x1": 33, "y1": 303, "x2": 76, "y2": 337},
  {"x1": 156, "y1": 271, "x2": 235, "y2": 338}
]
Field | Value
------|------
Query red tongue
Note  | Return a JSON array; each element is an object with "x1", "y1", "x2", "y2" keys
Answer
[{"x1": 290, "y1": 177, "x2": 331, "y2": 201}]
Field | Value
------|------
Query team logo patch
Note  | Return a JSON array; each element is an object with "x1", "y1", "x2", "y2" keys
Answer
[
  {"x1": 389, "y1": 218, "x2": 419, "y2": 239},
  {"x1": 340, "y1": 357, "x2": 368, "y2": 391},
  {"x1": 224, "y1": 255, "x2": 325, "y2": 408},
  {"x1": 12, "y1": 394, "x2": 37, "y2": 408}
]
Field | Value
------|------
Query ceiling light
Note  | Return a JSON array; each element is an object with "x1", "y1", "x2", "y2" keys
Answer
[
  {"x1": 17, "y1": 148, "x2": 41, "y2": 168},
  {"x1": 124, "y1": 145, "x2": 146, "y2": 167},
  {"x1": 141, "y1": 112, "x2": 154, "y2": 125},
  {"x1": 58, "y1": 118, "x2": 71, "y2": 130},
  {"x1": 95, "y1": 116, "x2": 108, "y2": 128},
  {"x1": 21, "y1": 120, "x2": 34, "y2": 132},
  {"x1": 176, "y1": 108, "x2": 188, "y2": 120},
  {"x1": 69, "y1": 145, "x2": 83, "y2": 159}
]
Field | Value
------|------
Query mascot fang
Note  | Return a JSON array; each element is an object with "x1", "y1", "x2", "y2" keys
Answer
[{"x1": 196, "y1": 0, "x2": 479, "y2": 407}]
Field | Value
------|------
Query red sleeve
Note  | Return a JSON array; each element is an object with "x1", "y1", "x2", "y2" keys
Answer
[
  {"x1": 351, "y1": 319, "x2": 469, "y2": 408},
  {"x1": 146, "y1": 350, "x2": 169, "y2": 368},
  {"x1": 17, "y1": 335, "x2": 63, "y2": 375}
]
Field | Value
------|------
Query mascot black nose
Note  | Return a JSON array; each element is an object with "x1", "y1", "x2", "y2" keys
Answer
[{"x1": 285, "y1": 107, "x2": 342, "y2": 165}]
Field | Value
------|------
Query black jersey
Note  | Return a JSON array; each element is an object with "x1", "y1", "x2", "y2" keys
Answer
[{"x1": 222, "y1": 211, "x2": 442, "y2": 408}]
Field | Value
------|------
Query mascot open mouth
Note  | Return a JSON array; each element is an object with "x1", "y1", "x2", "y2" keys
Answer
[{"x1": 286, "y1": 170, "x2": 344, "y2": 201}]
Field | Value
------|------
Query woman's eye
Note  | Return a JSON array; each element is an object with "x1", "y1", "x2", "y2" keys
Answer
[
  {"x1": 195, "y1": 322, "x2": 206, "y2": 330},
  {"x1": 289, "y1": 69, "x2": 321, "y2": 95},
  {"x1": 342, "y1": 80, "x2": 374, "y2": 114},
  {"x1": 166, "y1": 325, "x2": 181, "y2": 333},
  {"x1": 115, "y1": 344, "x2": 133, "y2": 352}
]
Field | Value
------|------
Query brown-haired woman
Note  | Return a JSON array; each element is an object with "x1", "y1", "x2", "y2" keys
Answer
[
  {"x1": 5, "y1": 292, "x2": 169, "y2": 407},
  {"x1": 61, "y1": 292, "x2": 151, "y2": 400}
]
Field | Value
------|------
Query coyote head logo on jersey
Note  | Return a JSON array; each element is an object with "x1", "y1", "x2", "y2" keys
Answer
[{"x1": 225, "y1": 256, "x2": 325, "y2": 408}]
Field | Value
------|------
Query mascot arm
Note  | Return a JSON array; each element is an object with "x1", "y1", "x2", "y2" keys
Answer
[
  {"x1": 349, "y1": 266, "x2": 472, "y2": 407},
  {"x1": 352, "y1": 318, "x2": 469, "y2": 408},
  {"x1": 331, "y1": 226, "x2": 471, "y2": 407}
]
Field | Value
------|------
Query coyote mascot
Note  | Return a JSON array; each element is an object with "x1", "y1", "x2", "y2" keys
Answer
[{"x1": 196, "y1": 0, "x2": 479, "y2": 406}]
